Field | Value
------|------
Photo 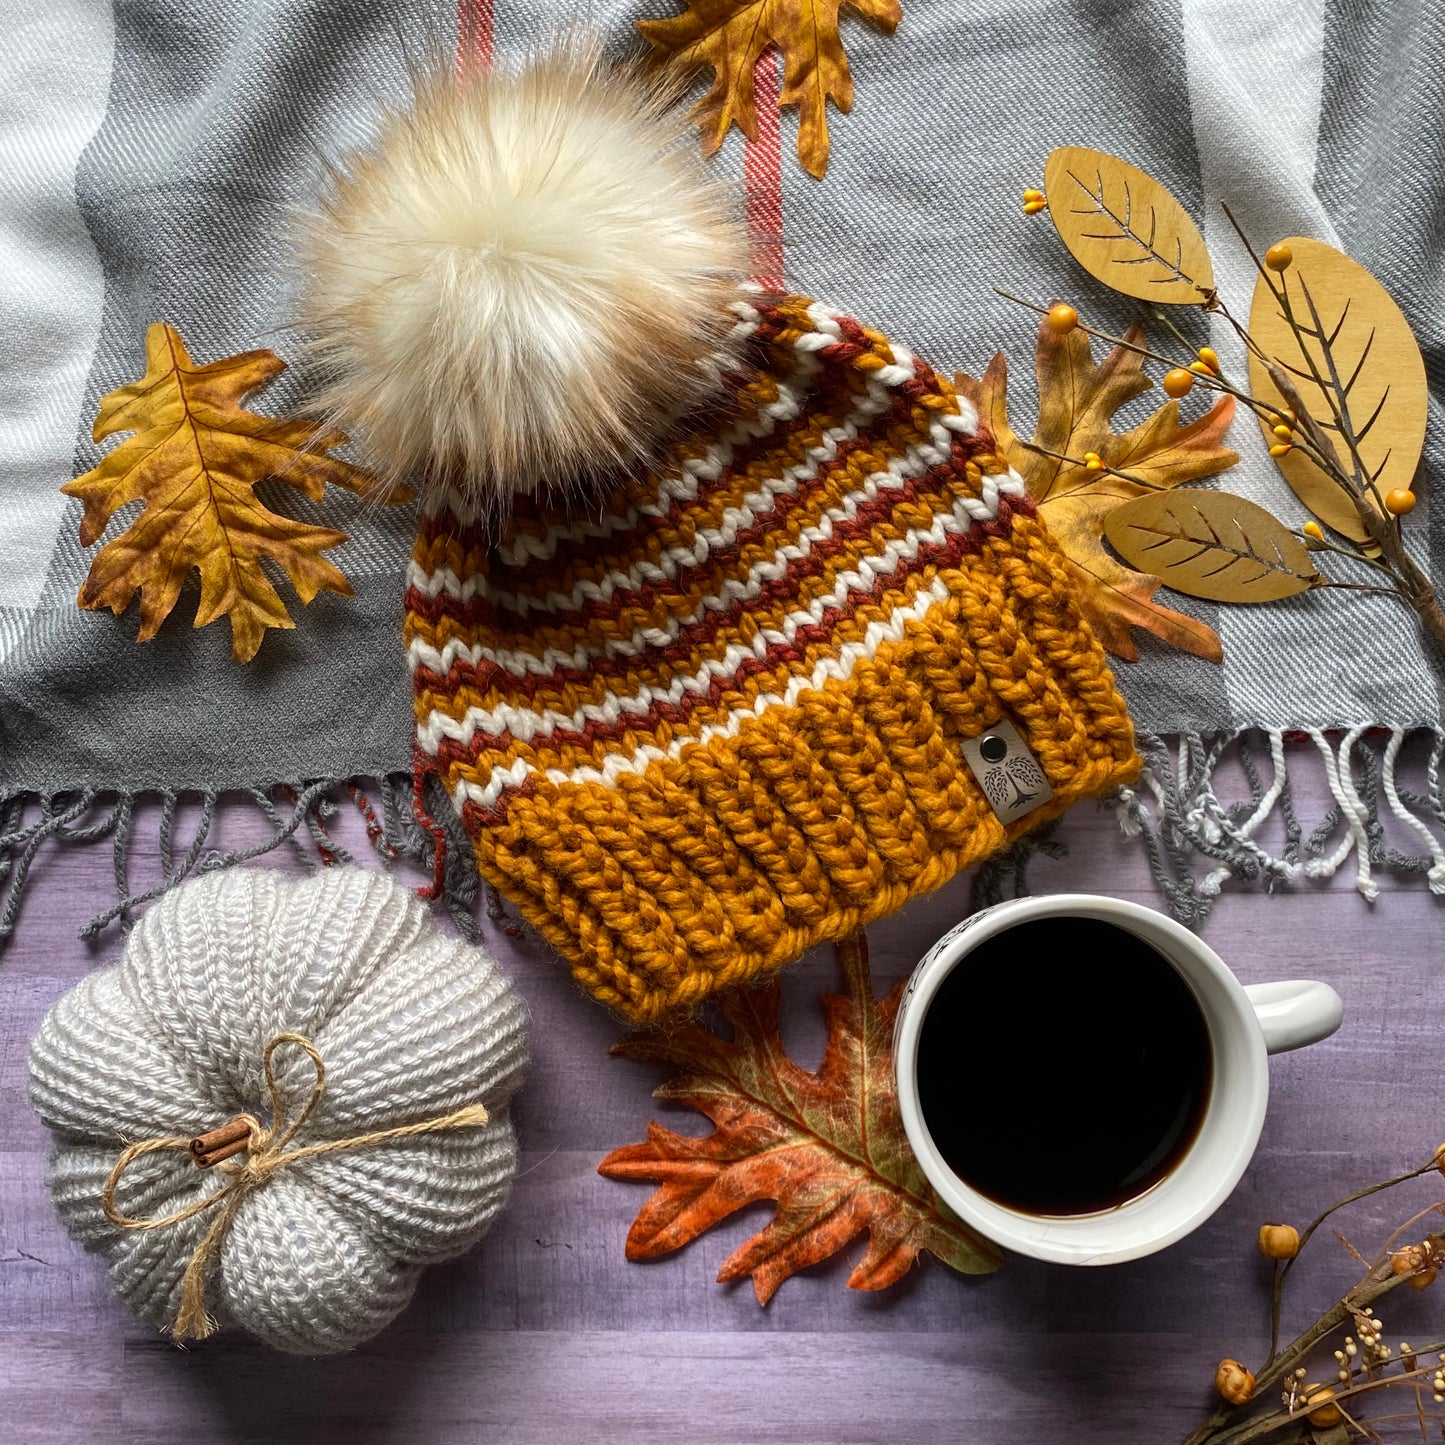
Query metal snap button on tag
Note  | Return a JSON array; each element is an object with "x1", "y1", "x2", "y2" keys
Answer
[{"x1": 960, "y1": 719, "x2": 1054, "y2": 825}]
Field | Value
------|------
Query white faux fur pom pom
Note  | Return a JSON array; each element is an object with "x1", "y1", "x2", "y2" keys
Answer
[{"x1": 298, "y1": 48, "x2": 747, "y2": 503}]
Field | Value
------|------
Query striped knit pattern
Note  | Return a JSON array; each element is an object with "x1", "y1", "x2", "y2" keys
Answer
[{"x1": 406, "y1": 293, "x2": 1140, "y2": 1021}]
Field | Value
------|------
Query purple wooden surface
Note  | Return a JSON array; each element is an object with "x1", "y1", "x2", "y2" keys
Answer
[{"x1": 4, "y1": 749, "x2": 1445, "y2": 1444}]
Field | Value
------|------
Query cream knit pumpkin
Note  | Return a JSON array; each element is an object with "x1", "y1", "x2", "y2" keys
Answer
[{"x1": 27, "y1": 866, "x2": 528, "y2": 1354}]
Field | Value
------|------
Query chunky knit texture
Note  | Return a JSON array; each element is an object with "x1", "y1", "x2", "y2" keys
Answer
[
  {"x1": 407, "y1": 293, "x2": 1140, "y2": 1021},
  {"x1": 27, "y1": 867, "x2": 529, "y2": 1355}
]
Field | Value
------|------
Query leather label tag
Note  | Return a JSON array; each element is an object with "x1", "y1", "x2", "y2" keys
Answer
[{"x1": 960, "y1": 720, "x2": 1054, "y2": 825}]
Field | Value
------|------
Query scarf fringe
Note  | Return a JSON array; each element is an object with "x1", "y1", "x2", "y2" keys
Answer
[
  {"x1": 6, "y1": 729, "x2": 1444, "y2": 950},
  {"x1": 1086, "y1": 728, "x2": 1445, "y2": 927},
  {"x1": 977, "y1": 727, "x2": 1445, "y2": 925},
  {"x1": 0, "y1": 775, "x2": 481, "y2": 950}
]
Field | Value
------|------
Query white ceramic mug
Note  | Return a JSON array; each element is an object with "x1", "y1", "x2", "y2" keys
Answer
[{"x1": 893, "y1": 893, "x2": 1343, "y2": 1265}]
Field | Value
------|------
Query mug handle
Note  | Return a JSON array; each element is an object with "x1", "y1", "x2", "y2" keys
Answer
[{"x1": 1244, "y1": 980, "x2": 1344, "y2": 1055}]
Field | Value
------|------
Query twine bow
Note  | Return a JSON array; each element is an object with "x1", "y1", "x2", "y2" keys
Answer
[{"x1": 101, "y1": 1031, "x2": 491, "y2": 1341}]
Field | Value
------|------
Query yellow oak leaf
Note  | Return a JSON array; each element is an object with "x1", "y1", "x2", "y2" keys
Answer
[
  {"x1": 956, "y1": 319, "x2": 1237, "y2": 664},
  {"x1": 638, "y1": 0, "x2": 903, "y2": 179},
  {"x1": 63, "y1": 322, "x2": 384, "y2": 663}
]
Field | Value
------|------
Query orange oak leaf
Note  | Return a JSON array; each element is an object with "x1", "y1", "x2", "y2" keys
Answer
[
  {"x1": 598, "y1": 932, "x2": 1002, "y2": 1304},
  {"x1": 638, "y1": 0, "x2": 903, "y2": 179},
  {"x1": 956, "y1": 318, "x2": 1236, "y2": 664},
  {"x1": 63, "y1": 322, "x2": 385, "y2": 663}
]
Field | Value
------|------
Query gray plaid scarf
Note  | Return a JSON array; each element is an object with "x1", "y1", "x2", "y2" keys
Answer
[{"x1": 3, "y1": 0, "x2": 1442, "y2": 940}]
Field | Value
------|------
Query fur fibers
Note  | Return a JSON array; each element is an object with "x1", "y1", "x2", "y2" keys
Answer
[{"x1": 298, "y1": 49, "x2": 748, "y2": 503}]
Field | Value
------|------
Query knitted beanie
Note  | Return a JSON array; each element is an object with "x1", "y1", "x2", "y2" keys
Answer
[{"x1": 406, "y1": 293, "x2": 1140, "y2": 1021}]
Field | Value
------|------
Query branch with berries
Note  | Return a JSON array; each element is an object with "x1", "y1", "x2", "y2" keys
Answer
[
  {"x1": 1184, "y1": 1149, "x2": 1445, "y2": 1444},
  {"x1": 1003, "y1": 147, "x2": 1442, "y2": 661}
]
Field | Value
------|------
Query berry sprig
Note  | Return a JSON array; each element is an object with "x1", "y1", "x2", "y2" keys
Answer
[
  {"x1": 1184, "y1": 1149, "x2": 1445, "y2": 1443},
  {"x1": 1010, "y1": 158, "x2": 1440, "y2": 654}
]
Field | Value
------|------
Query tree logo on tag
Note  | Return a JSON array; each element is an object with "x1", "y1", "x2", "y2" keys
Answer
[
  {"x1": 983, "y1": 753, "x2": 1048, "y2": 815},
  {"x1": 962, "y1": 722, "x2": 1055, "y2": 825}
]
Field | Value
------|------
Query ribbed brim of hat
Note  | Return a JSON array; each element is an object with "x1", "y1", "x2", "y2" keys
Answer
[{"x1": 406, "y1": 293, "x2": 1139, "y2": 1021}]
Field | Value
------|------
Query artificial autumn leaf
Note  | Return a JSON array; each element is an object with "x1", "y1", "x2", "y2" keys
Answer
[
  {"x1": 1104, "y1": 490, "x2": 1320, "y2": 603},
  {"x1": 598, "y1": 932, "x2": 1001, "y2": 1304},
  {"x1": 1248, "y1": 235, "x2": 1428, "y2": 546},
  {"x1": 956, "y1": 318, "x2": 1237, "y2": 663},
  {"x1": 63, "y1": 322, "x2": 381, "y2": 663},
  {"x1": 1043, "y1": 147, "x2": 1214, "y2": 306},
  {"x1": 638, "y1": 0, "x2": 903, "y2": 179}
]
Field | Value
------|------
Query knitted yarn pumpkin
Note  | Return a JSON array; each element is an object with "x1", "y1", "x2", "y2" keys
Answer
[{"x1": 27, "y1": 866, "x2": 528, "y2": 1355}]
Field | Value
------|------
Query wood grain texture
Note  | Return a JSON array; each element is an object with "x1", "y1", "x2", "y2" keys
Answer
[
  {"x1": 3, "y1": 742, "x2": 1444, "y2": 1443},
  {"x1": 1248, "y1": 236, "x2": 1429, "y2": 541}
]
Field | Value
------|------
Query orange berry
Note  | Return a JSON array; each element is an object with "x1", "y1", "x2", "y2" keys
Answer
[
  {"x1": 1257, "y1": 1223, "x2": 1300, "y2": 1260},
  {"x1": 1385, "y1": 488, "x2": 1417, "y2": 516},
  {"x1": 1023, "y1": 198, "x2": 1048, "y2": 215},
  {"x1": 1411, "y1": 1267, "x2": 1439, "y2": 1290},
  {"x1": 1302, "y1": 521, "x2": 1324, "y2": 542},
  {"x1": 1215, "y1": 1360, "x2": 1254, "y2": 1405},
  {"x1": 1022, "y1": 188, "x2": 1044, "y2": 204},
  {"x1": 1083, "y1": 451, "x2": 1104, "y2": 471},
  {"x1": 1265, "y1": 242, "x2": 1293, "y2": 272},
  {"x1": 1197, "y1": 346, "x2": 1220, "y2": 372},
  {"x1": 1272, "y1": 423, "x2": 1293, "y2": 441},
  {"x1": 1269, "y1": 443, "x2": 1293, "y2": 458},
  {"x1": 1163, "y1": 368, "x2": 1195, "y2": 399},
  {"x1": 1393, "y1": 1245, "x2": 1427, "y2": 1275},
  {"x1": 1047, "y1": 303, "x2": 1079, "y2": 334},
  {"x1": 1303, "y1": 1386, "x2": 1342, "y2": 1427}
]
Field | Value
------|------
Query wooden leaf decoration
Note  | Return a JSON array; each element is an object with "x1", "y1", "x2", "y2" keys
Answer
[
  {"x1": 956, "y1": 317, "x2": 1237, "y2": 663},
  {"x1": 638, "y1": 0, "x2": 903, "y2": 179},
  {"x1": 1248, "y1": 235, "x2": 1428, "y2": 545},
  {"x1": 62, "y1": 322, "x2": 384, "y2": 663},
  {"x1": 598, "y1": 932, "x2": 1001, "y2": 1304},
  {"x1": 1104, "y1": 490, "x2": 1321, "y2": 603},
  {"x1": 1043, "y1": 146, "x2": 1215, "y2": 305}
]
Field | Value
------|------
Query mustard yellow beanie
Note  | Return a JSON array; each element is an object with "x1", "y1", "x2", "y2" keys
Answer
[{"x1": 405, "y1": 294, "x2": 1139, "y2": 1021}]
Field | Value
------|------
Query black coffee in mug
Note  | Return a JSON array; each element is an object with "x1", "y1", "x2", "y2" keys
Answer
[{"x1": 915, "y1": 916, "x2": 1213, "y2": 1216}]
